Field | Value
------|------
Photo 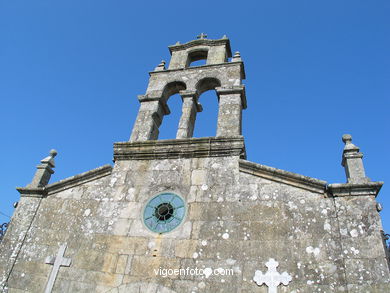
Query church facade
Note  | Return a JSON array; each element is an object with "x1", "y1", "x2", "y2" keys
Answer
[{"x1": 0, "y1": 35, "x2": 389, "y2": 292}]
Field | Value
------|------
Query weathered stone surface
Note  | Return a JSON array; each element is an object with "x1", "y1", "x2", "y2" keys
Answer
[
  {"x1": 0, "y1": 35, "x2": 388, "y2": 292},
  {"x1": 3, "y1": 151, "x2": 387, "y2": 292},
  {"x1": 130, "y1": 36, "x2": 246, "y2": 142}
]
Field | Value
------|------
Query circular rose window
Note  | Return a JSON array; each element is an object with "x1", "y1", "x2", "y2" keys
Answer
[{"x1": 143, "y1": 193, "x2": 186, "y2": 233}]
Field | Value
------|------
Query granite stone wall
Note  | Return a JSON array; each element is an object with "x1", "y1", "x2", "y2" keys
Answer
[
  {"x1": 1, "y1": 148, "x2": 388, "y2": 292},
  {"x1": 1, "y1": 36, "x2": 388, "y2": 293}
]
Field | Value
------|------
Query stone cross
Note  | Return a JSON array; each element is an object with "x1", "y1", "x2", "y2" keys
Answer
[
  {"x1": 44, "y1": 243, "x2": 71, "y2": 293},
  {"x1": 253, "y1": 258, "x2": 292, "y2": 293},
  {"x1": 197, "y1": 33, "x2": 207, "y2": 39}
]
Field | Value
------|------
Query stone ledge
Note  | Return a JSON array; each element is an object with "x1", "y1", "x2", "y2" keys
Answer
[
  {"x1": 113, "y1": 136, "x2": 246, "y2": 161},
  {"x1": 148, "y1": 61, "x2": 244, "y2": 78},
  {"x1": 239, "y1": 160, "x2": 327, "y2": 194},
  {"x1": 16, "y1": 187, "x2": 46, "y2": 198},
  {"x1": 216, "y1": 85, "x2": 247, "y2": 109},
  {"x1": 328, "y1": 182, "x2": 383, "y2": 197}
]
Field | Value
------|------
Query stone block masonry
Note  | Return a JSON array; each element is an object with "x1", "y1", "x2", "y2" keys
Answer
[{"x1": 0, "y1": 35, "x2": 388, "y2": 293}]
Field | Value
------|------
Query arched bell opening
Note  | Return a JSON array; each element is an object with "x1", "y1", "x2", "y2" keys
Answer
[
  {"x1": 186, "y1": 50, "x2": 208, "y2": 67},
  {"x1": 192, "y1": 77, "x2": 222, "y2": 138},
  {"x1": 158, "y1": 93, "x2": 183, "y2": 140},
  {"x1": 161, "y1": 81, "x2": 187, "y2": 104},
  {"x1": 158, "y1": 81, "x2": 187, "y2": 140},
  {"x1": 192, "y1": 90, "x2": 219, "y2": 138},
  {"x1": 195, "y1": 77, "x2": 221, "y2": 96}
]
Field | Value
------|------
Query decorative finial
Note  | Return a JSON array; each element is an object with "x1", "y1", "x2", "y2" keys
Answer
[
  {"x1": 50, "y1": 149, "x2": 58, "y2": 157},
  {"x1": 340, "y1": 134, "x2": 370, "y2": 183},
  {"x1": 342, "y1": 134, "x2": 359, "y2": 152},
  {"x1": 27, "y1": 149, "x2": 58, "y2": 188},
  {"x1": 41, "y1": 149, "x2": 57, "y2": 167},
  {"x1": 175, "y1": 41, "x2": 180, "y2": 45},
  {"x1": 197, "y1": 33, "x2": 207, "y2": 39},
  {"x1": 154, "y1": 60, "x2": 166, "y2": 72},
  {"x1": 232, "y1": 51, "x2": 242, "y2": 62},
  {"x1": 342, "y1": 134, "x2": 352, "y2": 144},
  {"x1": 222, "y1": 35, "x2": 228, "y2": 39}
]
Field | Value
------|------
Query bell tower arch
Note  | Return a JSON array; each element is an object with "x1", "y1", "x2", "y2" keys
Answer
[{"x1": 129, "y1": 34, "x2": 247, "y2": 142}]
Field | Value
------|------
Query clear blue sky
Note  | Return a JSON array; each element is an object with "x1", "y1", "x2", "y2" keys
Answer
[{"x1": 1, "y1": 1, "x2": 389, "y2": 232}]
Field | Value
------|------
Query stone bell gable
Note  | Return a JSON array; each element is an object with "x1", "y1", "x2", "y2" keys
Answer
[
  {"x1": 0, "y1": 35, "x2": 388, "y2": 293},
  {"x1": 130, "y1": 34, "x2": 246, "y2": 142}
]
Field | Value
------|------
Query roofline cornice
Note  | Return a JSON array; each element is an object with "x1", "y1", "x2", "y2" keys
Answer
[
  {"x1": 45, "y1": 164, "x2": 112, "y2": 195},
  {"x1": 239, "y1": 159, "x2": 328, "y2": 194},
  {"x1": 114, "y1": 136, "x2": 246, "y2": 161},
  {"x1": 16, "y1": 164, "x2": 113, "y2": 198},
  {"x1": 328, "y1": 182, "x2": 383, "y2": 197},
  {"x1": 168, "y1": 38, "x2": 232, "y2": 57}
]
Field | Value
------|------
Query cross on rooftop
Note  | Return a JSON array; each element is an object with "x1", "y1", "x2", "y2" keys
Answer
[
  {"x1": 253, "y1": 258, "x2": 292, "y2": 293},
  {"x1": 44, "y1": 243, "x2": 72, "y2": 293},
  {"x1": 197, "y1": 33, "x2": 207, "y2": 39}
]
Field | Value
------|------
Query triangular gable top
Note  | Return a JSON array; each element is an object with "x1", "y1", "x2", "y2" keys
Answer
[
  {"x1": 17, "y1": 165, "x2": 112, "y2": 197},
  {"x1": 239, "y1": 159, "x2": 327, "y2": 194}
]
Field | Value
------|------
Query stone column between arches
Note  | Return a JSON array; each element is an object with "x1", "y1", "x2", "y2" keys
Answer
[
  {"x1": 176, "y1": 90, "x2": 202, "y2": 139},
  {"x1": 129, "y1": 95, "x2": 167, "y2": 142},
  {"x1": 216, "y1": 86, "x2": 245, "y2": 137}
]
